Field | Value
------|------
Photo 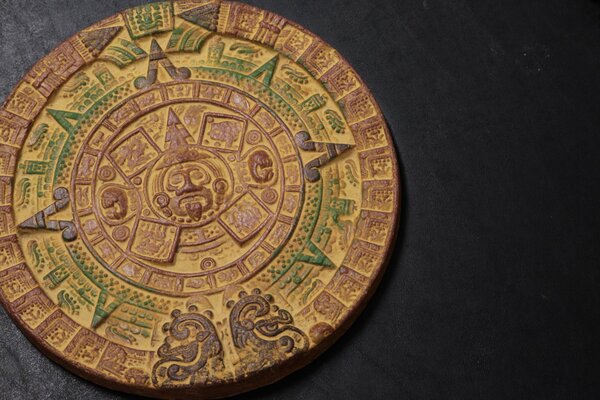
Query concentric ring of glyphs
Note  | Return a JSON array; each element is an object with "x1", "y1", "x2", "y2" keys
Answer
[{"x1": 0, "y1": 1, "x2": 399, "y2": 397}]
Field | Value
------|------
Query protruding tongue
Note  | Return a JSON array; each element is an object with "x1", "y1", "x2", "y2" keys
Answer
[{"x1": 186, "y1": 202, "x2": 203, "y2": 221}]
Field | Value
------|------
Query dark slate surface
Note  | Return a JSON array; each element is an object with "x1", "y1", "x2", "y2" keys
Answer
[{"x1": 1, "y1": 0, "x2": 600, "y2": 399}]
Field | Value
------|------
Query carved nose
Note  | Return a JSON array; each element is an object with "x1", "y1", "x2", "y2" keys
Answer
[{"x1": 176, "y1": 174, "x2": 201, "y2": 196}]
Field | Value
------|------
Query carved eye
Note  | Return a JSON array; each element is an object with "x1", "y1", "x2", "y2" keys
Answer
[
  {"x1": 213, "y1": 178, "x2": 228, "y2": 194},
  {"x1": 154, "y1": 193, "x2": 170, "y2": 208},
  {"x1": 167, "y1": 171, "x2": 185, "y2": 189},
  {"x1": 188, "y1": 168, "x2": 206, "y2": 185},
  {"x1": 99, "y1": 186, "x2": 130, "y2": 222},
  {"x1": 248, "y1": 150, "x2": 275, "y2": 184}
]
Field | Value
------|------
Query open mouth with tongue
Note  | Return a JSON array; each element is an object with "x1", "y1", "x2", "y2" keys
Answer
[
  {"x1": 151, "y1": 147, "x2": 233, "y2": 224},
  {"x1": 173, "y1": 189, "x2": 213, "y2": 221}
]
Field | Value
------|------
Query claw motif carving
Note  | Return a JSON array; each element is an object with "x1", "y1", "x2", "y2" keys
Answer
[
  {"x1": 227, "y1": 289, "x2": 309, "y2": 373},
  {"x1": 152, "y1": 306, "x2": 224, "y2": 387},
  {"x1": 18, "y1": 187, "x2": 77, "y2": 241},
  {"x1": 0, "y1": 1, "x2": 398, "y2": 398}
]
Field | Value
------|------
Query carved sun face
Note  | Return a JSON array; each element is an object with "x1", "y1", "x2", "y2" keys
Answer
[
  {"x1": 164, "y1": 162, "x2": 214, "y2": 221},
  {"x1": 4, "y1": 1, "x2": 398, "y2": 397},
  {"x1": 152, "y1": 148, "x2": 231, "y2": 223}
]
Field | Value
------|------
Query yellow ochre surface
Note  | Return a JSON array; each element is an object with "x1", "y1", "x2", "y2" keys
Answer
[{"x1": 0, "y1": 1, "x2": 399, "y2": 397}]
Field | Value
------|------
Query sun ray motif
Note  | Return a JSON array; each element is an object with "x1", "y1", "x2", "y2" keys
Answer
[{"x1": 1, "y1": 1, "x2": 399, "y2": 399}]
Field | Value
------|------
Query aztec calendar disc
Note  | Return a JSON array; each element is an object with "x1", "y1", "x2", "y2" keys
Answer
[{"x1": 0, "y1": 1, "x2": 400, "y2": 398}]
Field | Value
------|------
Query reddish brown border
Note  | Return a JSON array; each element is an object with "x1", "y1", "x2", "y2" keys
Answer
[{"x1": 0, "y1": 1, "x2": 402, "y2": 399}]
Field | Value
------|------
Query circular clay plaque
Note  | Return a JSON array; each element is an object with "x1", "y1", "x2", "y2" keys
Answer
[{"x1": 0, "y1": 1, "x2": 400, "y2": 398}]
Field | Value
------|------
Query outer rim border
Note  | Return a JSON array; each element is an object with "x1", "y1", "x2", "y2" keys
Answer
[{"x1": 0, "y1": 1, "x2": 402, "y2": 399}]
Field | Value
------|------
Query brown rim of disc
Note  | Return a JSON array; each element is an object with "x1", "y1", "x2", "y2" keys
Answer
[{"x1": 0, "y1": 1, "x2": 401, "y2": 399}]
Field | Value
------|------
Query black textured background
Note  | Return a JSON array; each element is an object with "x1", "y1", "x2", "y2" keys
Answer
[{"x1": 1, "y1": 0, "x2": 600, "y2": 399}]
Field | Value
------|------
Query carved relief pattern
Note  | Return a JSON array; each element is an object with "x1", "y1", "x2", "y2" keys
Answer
[
  {"x1": 152, "y1": 306, "x2": 224, "y2": 386},
  {"x1": 0, "y1": 1, "x2": 399, "y2": 398},
  {"x1": 227, "y1": 289, "x2": 308, "y2": 374}
]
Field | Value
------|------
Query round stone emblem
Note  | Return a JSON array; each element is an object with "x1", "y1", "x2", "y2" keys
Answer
[{"x1": 0, "y1": 1, "x2": 400, "y2": 398}]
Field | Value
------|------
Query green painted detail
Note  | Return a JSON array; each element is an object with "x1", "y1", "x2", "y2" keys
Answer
[
  {"x1": 68, "y1": 282, "x2": 95, "y2": 306},
  {"x1": 15, "y1": 178, "x2": 31, "y2": 207},
  {"x1": 268, "y1": 182, "x2": 327, "y2": 288},
  {"x1": 100, "y1": 39, "x2": 147, "y2": 68},
  {"x1": 28, "y1": 123, "x2": 48, "y2": 149},
  {"x1": 47, "y1": 109, "x2": 82, "y2": 134},
  {"x1": 54, "y1": 134, "x2": 75, "y2": 185},
  {"x1": 197, "y1": 61, "x2": 327, "y2": 290},
  {"x1": 67, "y1": 246, "x2": 169, "y2": 315},
  {"x1": 106, "y1": 325, "x2": 136, "y2": 343},
  {"x1": 179, "y1": 2, "x2": 219, "y2": 30},
  {"x1": 249, "y1": 56, "x2": 279, "y2": 87},
  {"x1": 344, "y1": 160, "x2": 360, "y2": 187},
  {"x1": 123, "y1": 2, "x2": 174, "y2": 39},
  {"x1": 314, "y1": 175, "x2": 356, "y2": 248},
  {"x1": 167, "y1": 22, "x2": 211, "y2": 52},
  {"x1": 301, "y1": 279, "x2": 321, "y2": 304},
  {"x1": 325, "y1": 110, "x2": 346, "y2": 134},
  {"x1": 206, "y1": 38, "x2": 257, "y2": 72},
  {"x1": 281, "y1": 264, "x2": 314, "y2": 291},
  {"x1": 92, "y1": 290, "x2": 122, "y2": 328},
  {"x1": 327, "y1": 197, "x2": 355, "y2": 229},
  {"x1": 193, "y1": 66, "x2": 304, "y2": 130},
  {"x1": 44, "y1": 265, "x2": 69, "y2": 288},
  {"x1": 296, "y1": 240, "x2": 334, "y2": 267},
  {"x1": 29, "y1": 240, "x2": 43, "y2": 270},
  {"x1": 34, "y1": 240, "x2": 96, "y2": 309},
  {"x1": 52, "y1": 83, "x2": 130, "y2": 185},
  {"x1": 119, "y1": 39, "x2": 148, "y2": 56},
  {"x1": 93, "y1": 65, "x2": 116, "y2": 88},
  {"x1": 300, "y1": 94, "x2": 326, "y2": 113},
  {"x1": 281, "y1": 65, "x2": 309, "y2": 84},
  {"x1": 46, "y1": 109, "x2": 81, "y2": 187},
  {"x1": 113, "y1": 314, "x2": 152, "y2": 330},
  {"x1": 230, "y1": 43, "x2": 261, "y2": 56},
  {"x1": 57, "y1": 290, "x2": 80, "y2": 315},
  {"x1": 36, "y1": 130, "x2": 66, "y2": 195},
  {"x1": 20, "y1": 160, "x2": 49, "y2": 175},
  {"x1": 114, "y1": 312, "x2": 154, "y2": 334}
]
